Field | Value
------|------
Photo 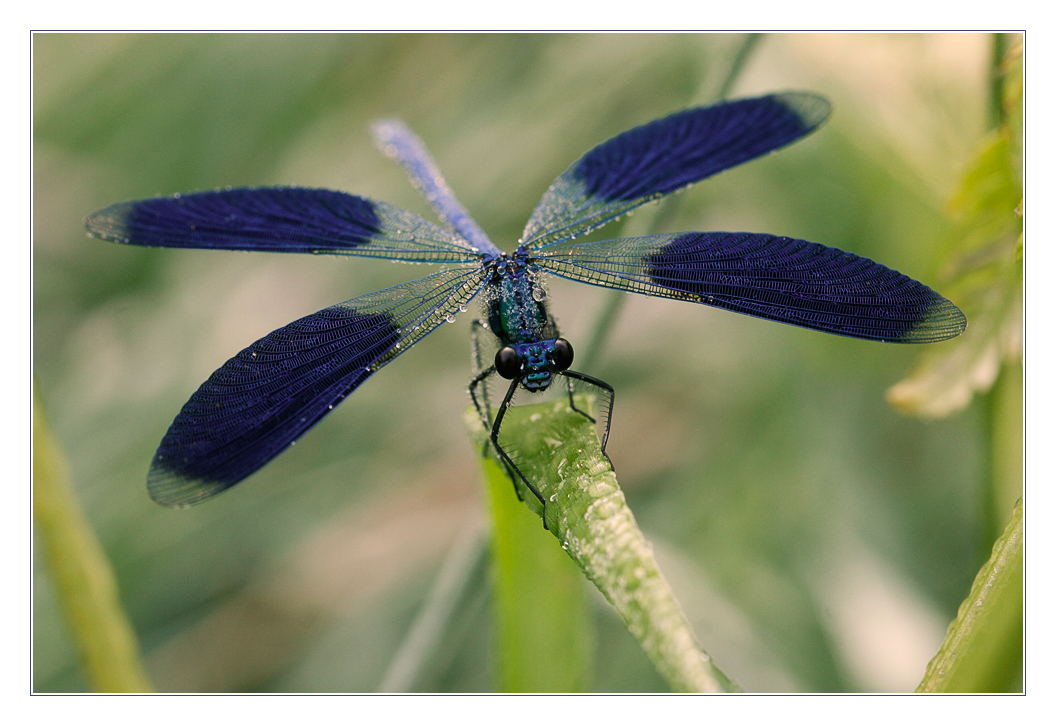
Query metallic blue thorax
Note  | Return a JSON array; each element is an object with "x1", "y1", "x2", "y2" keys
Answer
[{"x1": 485, "y1": 247, "x2": 561, "y2": 391}]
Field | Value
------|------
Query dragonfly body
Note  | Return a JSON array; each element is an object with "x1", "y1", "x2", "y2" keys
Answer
[
  {"x1": 482, "y1": 247, "x2": 568, "y2": 391},
  {"x1": 469, "y1": 246, "x2": 610, "y2": 514},
  {"x1": 85, "y1": 92, "x2": 966, "y2": 512}
]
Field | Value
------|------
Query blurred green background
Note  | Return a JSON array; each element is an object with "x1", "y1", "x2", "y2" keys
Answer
[{"x1": 33, "y1": 33, "x2": 1008, "y2": 692}]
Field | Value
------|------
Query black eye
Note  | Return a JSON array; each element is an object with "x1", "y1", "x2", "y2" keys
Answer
[
  {"x1": 551, "y1": 338, "x2": 574, "y2": 371},
  {"x1": 494, "y1": 347, "x2": 521, "y2": 379}
]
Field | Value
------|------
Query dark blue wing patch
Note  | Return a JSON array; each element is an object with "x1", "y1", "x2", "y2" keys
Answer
[
  {"x1": 522, "y1": 93, "x2": 831, "y2": 249},
  {"x1": 535, "y1": 232, "x2": 966, "y2": 343},
  {"x1": 645, "y1": 233, "x2": 965, "y2": 342},
  {"x1": 147, "y1": 266, "x2": 490, "y2": 507},
  {"x1": 147, "y1": 306, "x2": 401, "y2": 507},
  {"x1": 573, "y1": 93, "x2": 831, "y2": 201},
  {"x1": 86, "y1": 187, "x2": 481, "y2": 262}
]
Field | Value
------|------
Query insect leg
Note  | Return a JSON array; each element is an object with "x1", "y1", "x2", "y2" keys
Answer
[
  {"x1": 469, "y1": 319, "x2": 491, "y2": 376},
  {"x1": 490, "y1": 376, "x2": 551, "y2": 528},
  {"x1": 563, "y1": 375, "x2": 597, "y2": 425},
  {"x1": 558, "y1": 370, "x2": 616, "y2": 470},
  {"x1": 469, "y1": 319, "x2": 495, "y2": 427},
  {"x1": 468, "y1": 365, "x2": 497, "y2": 433}
]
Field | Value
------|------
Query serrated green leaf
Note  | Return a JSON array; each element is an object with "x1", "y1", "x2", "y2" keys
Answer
[
  {"x1": 887, "y1": 38, "x2": 1022, "y2": 418},
  {"x1": 466, "y1": 397, "x2": 737, "y2": 693},
  {"x1": 917, "y1": 498, "x2": 1022, "y2": 692}
]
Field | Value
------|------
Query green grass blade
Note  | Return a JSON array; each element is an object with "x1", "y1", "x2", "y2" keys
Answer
[
  {"x1": 33, "y1": 382, "x2": 154, "y2": 693},
  {"x1": 716, "y1": 33, "x2": 764, "y2": 100},
  {"x1": 466, "y1": 397, "x2": 737, "y2": 693},
  {"x1": 917, "y1": 497, "x2": 1023, "y2": 692},
  {"x1": 473, "y1": 429, "x2": 594, "y2": 692}
]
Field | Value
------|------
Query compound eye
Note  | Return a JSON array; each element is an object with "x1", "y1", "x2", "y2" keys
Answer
[
  {"x1": 551, "y1": 338, "x2": 574, "y2": 371},
  {"x1": 494, "y1": 346, "x2": 521, "y2": 380}
]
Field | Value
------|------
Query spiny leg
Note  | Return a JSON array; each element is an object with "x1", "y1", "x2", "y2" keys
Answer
[
  {"x1": 468, "y1": 365, "x2": 497, "y2": 435},
  {"x1": 468, "y1": 363, "x2": 529, "y2": 504},
  {"x1": 468, "y1": 316, "x2": 513, "y2": 471},
  {"x1": 468, "y1": 319, "x2": 495, "y2": 426},
  {"x1": 469, "y1": 319, "x2": 491, "y2": 376},
  {"x1": 558, "y1": 369, "x2": 616, "y2": 470},
  {"x1": 563, "y1": 374, "x2": 596, "y2": 425},
  {"x1": 490, "y1": 376, "x2": 551, "y2": 527}
]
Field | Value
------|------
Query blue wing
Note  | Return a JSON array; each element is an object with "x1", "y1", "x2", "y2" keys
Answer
[
  {"x1": 521, "y1": 93, "x2": 830, "y2": 250},
  {"x1": 147, "y1": 266, "x2": 490, "y2": 507},
  {"x1": 85, "y1": 187, "x2": 482, "y2": 263},
  {"x1": 534, "y1": 233, "x2": 966, "y2": 343},
  {"x1": 373, "y1": 119, "x2": 504, "y2": 258}
]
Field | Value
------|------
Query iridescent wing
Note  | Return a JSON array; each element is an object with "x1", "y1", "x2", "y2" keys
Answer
[
  {"x1": 147, "y1": 266, "x2": 490, "y2": 507},
  {"x1": 521, "y1": 93, "x2": 831, "y2": 250},
  {"x1": 373, "y1": 119, "x2": 503, "y2": 258},
  {"x1": 85, "y1": 187, "x2": 482, "y2": 262},
  {"x1": 534, "y1": 232, "x2": 966, "y2": 343}
]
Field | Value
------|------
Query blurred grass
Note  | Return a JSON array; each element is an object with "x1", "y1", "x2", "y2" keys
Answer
[
  {"x1": 33, "y1": 382, "x2": 154, "y2": 692},
  {"x1": 33, "y1": 33, "x2": 1012, "y2": 692}
]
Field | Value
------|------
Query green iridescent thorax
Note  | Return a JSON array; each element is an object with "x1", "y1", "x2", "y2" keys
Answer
[{"x1": 486, "y1": 252, "x2": 556, "y2": 347}]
